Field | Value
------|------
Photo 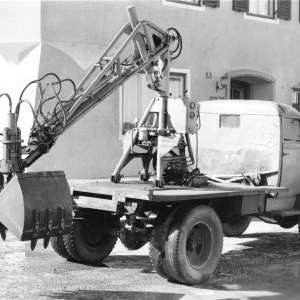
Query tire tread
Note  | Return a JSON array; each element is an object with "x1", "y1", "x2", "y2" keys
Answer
[{"x1": 50, "y1": 236, "x2": 73, "y2": 260}]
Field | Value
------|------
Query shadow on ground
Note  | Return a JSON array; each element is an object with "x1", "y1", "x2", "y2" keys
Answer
[
  {"x1": 20, "y1": 230, "x2": 300, "y2": 300},
  {"x1": 197, "y1": 231, "x2": 300, "y2": 299},
  {"x1": 43, "y1": 290, "x2": 184, "y2": 300}
]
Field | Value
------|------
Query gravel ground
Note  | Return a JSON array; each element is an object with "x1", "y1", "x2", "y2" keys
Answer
[{"x1": 1, "y1": 221, "x2": 300, "y2": 300}]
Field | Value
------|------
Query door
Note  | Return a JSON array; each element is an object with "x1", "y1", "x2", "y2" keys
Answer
[{"x1": 230, "y1": 82, "x2": 245, "y2": 99}]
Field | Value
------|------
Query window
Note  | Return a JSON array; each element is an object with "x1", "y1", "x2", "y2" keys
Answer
[
  {"x1": 248, "y1": 0, "x2": 275, "y2": 18},
  {"x1": 121, "y1": 71, "x2": 188, "y2": 133},
  {"x1": 165, "y1": 0, "x2": 220, "y2": 7},
  {"x1": 233, "y1": 0, "x2": 291, "y2": 21},
  {"x1": 219, "y1": 115, "x2": 240, "y2": 128},
  {"x1": 292, "y1": 86, "x2": 300, "y2": 112},
  {"x1": 166, "y1": 0, "x2": 201, "y2": 6},
  {"x1": 163, "y1": 0, "x2": 205, "y2": 11},
  {"x1": 282, "y1": 117, "x2": 300, "y2": 141}
]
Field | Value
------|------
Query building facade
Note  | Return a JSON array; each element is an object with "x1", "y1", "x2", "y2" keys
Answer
[{"x1": 0, "y1": 0, "x2": 299, "y2": 179}]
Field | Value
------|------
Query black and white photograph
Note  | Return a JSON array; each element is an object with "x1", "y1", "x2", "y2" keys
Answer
[{"x1": 0, "y1": 0, "x2": 299, "y2": 299}]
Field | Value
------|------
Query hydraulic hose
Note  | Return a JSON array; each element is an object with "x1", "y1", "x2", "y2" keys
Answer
[{"x1": 0, "y1": 93, "x2": 12, "y2": 113}]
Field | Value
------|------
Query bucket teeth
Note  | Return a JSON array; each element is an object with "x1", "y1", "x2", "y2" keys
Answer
[
  {"x1": 56, "y1": 207, "x2": 66, "y2": 247},
  {"x1": 31, "y1": 238, "x2": 37, "y2": 251},
  {"x1": 30, "y1": 209, "x2": 40, "y2": 251},
  {"x1": 58, "y1": 207, "x2": 66, "y2": 234},
  {"x1": 0, "y1": 230, "x2": 6, "y2": 241},
  {"x1": 43, "y1": 208, "x2": 53, "y2": 249},
  {"x1": 43, "y1": 236, "x2": 50, "y2": 249}
]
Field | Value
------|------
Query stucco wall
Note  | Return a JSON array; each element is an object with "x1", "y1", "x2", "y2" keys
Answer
[{"x1": 1, "y1": 1, "x2": 300, "y2": 179}]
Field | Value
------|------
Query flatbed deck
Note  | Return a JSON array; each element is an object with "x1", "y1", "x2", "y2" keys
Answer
[{"x1": 69, "y1": 179, "x2": 287, "y2": 202}]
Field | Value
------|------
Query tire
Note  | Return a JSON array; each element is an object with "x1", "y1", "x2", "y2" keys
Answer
[
  {"x1": 149, "y1": 245, "x2": 172, "y2": 279},
  {"x1": 222, "y1": 216, "x2": 252, "y2": 237},
  {"x1": 50, "y1": 235, "x2": 74, "y2": 260},
  {"x1": 149, "y1": 205, "x2": 185, "y2": 280},
  {"x1": 64, "y1": 211, "x2": 118, "y2": 264},
  {"x1": 165, "y1": 205, "x2": 223, "y2": 285}
]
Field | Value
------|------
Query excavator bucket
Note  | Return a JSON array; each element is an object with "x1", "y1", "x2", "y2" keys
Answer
[{"x1": 0, "y1": 171, "x2": 72, "y2": 249}]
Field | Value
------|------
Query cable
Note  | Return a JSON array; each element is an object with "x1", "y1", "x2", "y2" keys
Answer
[
  {"x1": 120, "y1": 54, "x2": 135, "y2": 66},
  {"x1": 37, "y1": 78, "x2": 76, "y2": 136},
  {"x1": 19, "y1": 73, "x2": 61, "y2": 103},
  {"x1": 16, "y1": 74, "x2": 76, "y2": 139},
  {"x1": 40, "y1": 78, "x2": 76, "y2": 119},
  {"x1": 48, "y1": 84, "x2": 67, "y2": 136},
  {"x1": 16, "y1": 73, "x2": 62, "y2": 124},
  {"x1": 0, "y1": 93, "x2": 12, "y2": 113},
  {"x1": 15, "y1": 99, "x2": 43, "y2": 131}
]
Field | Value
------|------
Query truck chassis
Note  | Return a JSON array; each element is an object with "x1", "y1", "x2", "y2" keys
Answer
[{"x1": 53, "y1": 179, "x2": 287, "y2": 284}]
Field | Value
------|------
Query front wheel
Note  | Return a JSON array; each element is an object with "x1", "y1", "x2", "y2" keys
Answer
[
  {"x1": 149, "y1": 205, "x2": 185, "y2": 280},
  {"x1": 165, "y1": 205, "x2": 223, "y2": 284},
  {"x1": 222, "y1": 216, "x2": 252, "y2": 237}
]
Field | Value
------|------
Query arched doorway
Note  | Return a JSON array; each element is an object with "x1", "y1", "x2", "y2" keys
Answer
[{"x1": 225, "y1": 70, "x2": 276, "y2": 101}]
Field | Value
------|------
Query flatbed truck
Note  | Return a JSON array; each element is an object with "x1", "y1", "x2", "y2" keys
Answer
[{"x1": 1, "y1": 6, "x2": 300, "y2": 285}]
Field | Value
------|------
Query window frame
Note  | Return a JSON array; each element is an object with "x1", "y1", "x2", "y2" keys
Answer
[
  {"x1": 247, "y1": 0, "x2": 276, "y2": 20},
  {"x1": 162, "y1": 0, "x2": 205, "y2": 11},
  {"x1": 165, "y1": 0, "x2": 202, "y2": 7},
  {"x1": 219, "y1": 114, "x2": 241, "y2": 129},
  {"x1": 292, "y1": 87, "x2": 300, "y2": 113},
  {"x1": 119, "y1": 68, "x2": 191, "y2": 138}
]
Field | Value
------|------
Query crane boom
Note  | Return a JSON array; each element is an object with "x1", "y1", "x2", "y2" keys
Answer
[{"x1": 0, "y1": 6, "x2": 186, "y2": 249}]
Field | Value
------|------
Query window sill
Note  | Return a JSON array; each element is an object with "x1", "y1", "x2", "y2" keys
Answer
[
  {"x1": 162, "y1": 0, "x2": 205, "y2": 12},
  {"x1": 244, "y1": 13, "x2": 279, "y2": 24}
]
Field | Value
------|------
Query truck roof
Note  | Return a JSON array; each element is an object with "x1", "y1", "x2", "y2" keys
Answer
[{"x1": 199, "y1": 100, "x2": 300, "y2": 118}]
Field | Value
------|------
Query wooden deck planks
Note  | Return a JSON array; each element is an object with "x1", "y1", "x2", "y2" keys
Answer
[{"x1": 70, "y1": 180, "x2": 288, "y2": 202}]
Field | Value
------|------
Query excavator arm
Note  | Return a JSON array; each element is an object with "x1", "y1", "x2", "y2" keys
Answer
[
  {"x1": 0, "y1": 6, "x2": 186, "y2": 249},
  {"x1": 20, "y1": 12, "x2": 177, "y2": 170}
]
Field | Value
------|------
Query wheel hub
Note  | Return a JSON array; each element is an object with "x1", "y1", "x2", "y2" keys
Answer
[
  {"x1": 186, "y1": 222, "x2": 213, "y2": 269},
  {"x1": 82, "y1": 224, "x2": 104, "y2": 247}
]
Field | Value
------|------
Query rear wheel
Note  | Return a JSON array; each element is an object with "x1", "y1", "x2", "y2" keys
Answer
[
  {"x1": 51, "y1": 235, "x2": 74, "y2": 260},
  {"x1": 165, "y1": 205, "x2": 223, "y2": 284},
  {"x1": 64, "y1": 211, "x2": 118, "y2": 264},
  {"x1": 222, "y1": 216, "x2": 252, "y2": 237}
]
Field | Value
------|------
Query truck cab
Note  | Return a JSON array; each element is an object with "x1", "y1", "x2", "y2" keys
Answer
[{"x1": 197, "y1": 100, "x2": 300, "y2": 218}]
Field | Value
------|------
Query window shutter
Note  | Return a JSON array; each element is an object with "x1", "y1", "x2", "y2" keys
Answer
[
  {"x1": 232, "y1": 0, "x2": 249, "y2": 12},
  {"x1": 203, "y1": 0, "x2": 220, "y2": 8},
  {"x1": 277, "y1": 0, "x2": 291, "y2": 20}
]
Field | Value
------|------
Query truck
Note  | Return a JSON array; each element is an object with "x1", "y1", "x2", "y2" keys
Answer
[{"x1": 0, "y1": 6, "x2": 297, "y2": 285}]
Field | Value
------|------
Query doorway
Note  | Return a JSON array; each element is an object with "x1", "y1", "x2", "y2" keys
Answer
[{"x1": 226, "y1": 70, "x2": 275, "y2": 101}]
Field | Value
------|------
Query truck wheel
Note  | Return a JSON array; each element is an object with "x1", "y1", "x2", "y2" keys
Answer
[
  {"x1": 51, "y1": 235, "x2": 74, "y2": 260},
  {"x1": 222, "y1": 216, "x2": 252, "y2": 237},
  {"x1": 64, "y1": 212, "x2": 118, "y2": 264},
  {"x1": 149, "y1": 205, "x2": 185, "y2": 280},
  {"x1": 165, "y1": 205, "x2": 223, "y2": 284}
]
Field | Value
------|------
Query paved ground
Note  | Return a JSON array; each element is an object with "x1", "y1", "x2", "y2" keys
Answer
[{"x1": 1, "y1": 220, "x2": 300, "y2": 300}]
